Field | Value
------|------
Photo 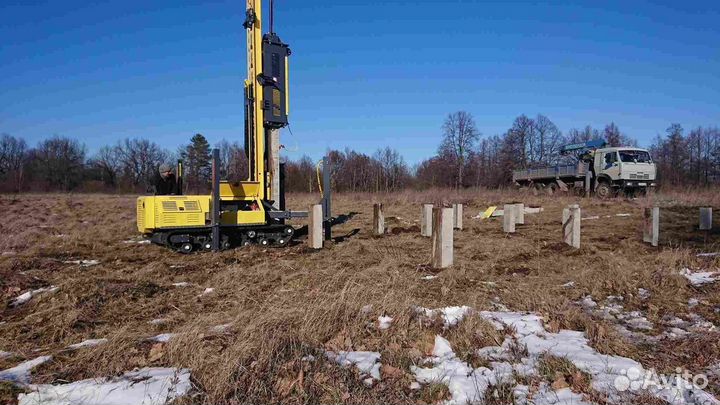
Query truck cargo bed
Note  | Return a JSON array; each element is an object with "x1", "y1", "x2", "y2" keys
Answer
[{"x1": 512, "y1": 162, "x2": 588, "y2": 182}]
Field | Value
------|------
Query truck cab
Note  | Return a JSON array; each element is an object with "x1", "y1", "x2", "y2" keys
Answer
[{"x1": 592, "y1": 147, "x2": 656, "y2": 197}]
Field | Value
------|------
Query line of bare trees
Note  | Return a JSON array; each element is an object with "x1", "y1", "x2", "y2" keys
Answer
[{"x1": 2, "y1": 114, "x2": 718, "y2": 193}]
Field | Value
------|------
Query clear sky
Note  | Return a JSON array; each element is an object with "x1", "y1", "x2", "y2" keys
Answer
[{"x1": 1, "y1": 0, "x2": 718, "y2": 164}]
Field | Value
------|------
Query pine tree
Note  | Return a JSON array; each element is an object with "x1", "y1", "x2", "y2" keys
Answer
[{"x1": 182, "y1": 133, "x2": 211, "y2": 193}]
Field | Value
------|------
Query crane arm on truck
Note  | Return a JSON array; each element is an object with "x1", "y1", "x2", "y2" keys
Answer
[{"x1": 559, "y1": 139, "x2": 607, "y2": 155}]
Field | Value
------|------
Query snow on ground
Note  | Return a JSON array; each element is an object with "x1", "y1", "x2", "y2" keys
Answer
[
  {"x1": 10, "y1": 286, "x2": 59, "y2": 307},
  {"x1": 418, "y1": 306, "x2": 472, "y2": 328},
  {"x1": 0, "y1": 356, "x2": 52, "y2": 384},
  {"x1": 66, "y1": 338, "x2": 108, "y2": 350},
  {"x1": 377, "y1": 315, "x2": 393, "y2": 330},
  {"x1": 325, "y1": 351, "x2": 381, "y2": 386},
  {"x1": 579, "y1": 295, "x2": 655, "y2": 341},
  {"x1": 0, "y1": 351, "x2": 14, "y2": 359},
  {"x1": 122, "y1": 238, "x2": 151, "y2": 244},
  {"x1": 697, "y1": 253, "x2": 720, "y2": 258},
  {"x1": 199, "y1": 287, "x2": 215, "y2": 296},
  {"x1": 171, "y1": 282, "x2": 191, "y2": 287},
  {"x1": 411, "y1": 335, "x2": 514, "y2": 404},
  {"x1": 421, "y1": 275, "x2": 438, "y2": 280},
  {"x1": 148, "y1": 333, "x2": 176, "y2": 343},
  {"x1": 62, "y1": 259, "x2": 100, "y2": 267},
  {"x1": 18, "y1": 367, "x2": 191, "y2": 405},
  {"x1": 410, "y1": 308, "x2": 719, "y2": 405},
  {"x1": 210, "y1": 324, "x2": 232, "y2": 333},
  {"x1": 514, "y1": 384, "x2": 594, "y2": 405},
  {"x1": 681, "y1": 268, "x2": 720, "y2": 287}
]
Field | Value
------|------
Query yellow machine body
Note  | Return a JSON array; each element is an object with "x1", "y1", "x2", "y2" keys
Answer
[{"x1": 136, "y1": 194, "x2": 266, "y2": 235}]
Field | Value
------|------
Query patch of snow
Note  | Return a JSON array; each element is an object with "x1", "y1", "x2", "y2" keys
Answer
[
  {"x1": 0, "y1": 351, "x2": 13, "y2": 359},
  {"x1": 615, "y1": 213, "x2": 632, "y2": 217},
  {"x1": 688, "y1": 298, "x2": 700, "y2": 309},
  {"x1": 63, "y1": 259, "x2": 99, "y2": 267},
  {"x1": 122, "y1": 239, "x2": 151, "y2": 244},
  {"x1": 680, "y1": 268, "x2": 719, "y2": 287},
  {"x1": 377, "y1": 315, "x2": 393, "y2": 330},
  {"x1": 561, "y1": 281, "x2": 575, "y2": 288},
  {"x1": 638, "y1": 288, "x2": 651, "y2": 300},
  {"x1": 697, "y1": 252, "x2": 720, "y2": 257},
  {"x1": 419, "y1": 306, "x2": 472, "y2": 328},
  {"x1": 2, "y1": 251, "x2": 16, "y2": 256},
  {"x1": 148, "y1": 333, "x2": 176, "y2": 343},
  {"x1": 210, "y1": 324, "x2": 232, "y2": 333},
  {"x1": 18, "y1": 367, "x2": 191, "y2": 405},
  {"x1": 421, "y1": 275, "x2": 438, "y2": 280},
  {"x1": 411, "y1": 335, "x2": 514, "y2": 404},
  {"x1": 171, "y1": 282, "x2": 191, "y2": 287},
  {"x1": 580, "y1": 296, "x2": 597, "y2": 309},
  {"x1": 325, "y1": 351, "x2": 381, "y2": 384},
  {"x1": 409, "y1": 381, "x2": 421, "y2": 390},
  {"x1": 474, "y1": 311, "x2": 717, "y2": 405},
  {"x1": 0, "y1": 356, "x2": 52, "y2": 384},
  {"x1": 66, "y1": 339, "x2": 107, "y2": 350},
  {"x1": 514, "y1": 384, "x2": 594, "y2": 405},
  {"x1": 582, "y1": 216, "x2": 600, "y2": 221},
  {"x1": 301, "y1": 355, "x2": 315, "y2": 362},
  {"x1": 10, "y1": 286, "x2": 59, "y2": 307},
  {"x1": 686, "y1": 314, "x2": 716, "y2": 332},
  {"x1": 199, "y1": 287, "x2": 214, "y2": 296}
]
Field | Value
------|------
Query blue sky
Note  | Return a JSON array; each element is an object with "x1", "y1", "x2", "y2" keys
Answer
[{"x1": 1, "y1": 0, "x2": 718, "y2": 164}]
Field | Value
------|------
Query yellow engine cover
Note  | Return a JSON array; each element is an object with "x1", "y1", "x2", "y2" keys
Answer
[{"x1": 137, "y1": 195, "x2": 266, "y2": 234}]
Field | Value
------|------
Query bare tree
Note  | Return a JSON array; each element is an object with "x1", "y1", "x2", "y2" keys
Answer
[
  {"x1": 92, "y1": 146, "x2": 122, "y2": 187},
  {"x1": 603, "y1": 122, "x2": 622, "y2": 147},
  {"x1": 31, "y1": 136, "x2": 86, "y2": 191},
  {"x1": 116, "y1": 138, "x2": 169, "y2": 189},
  {"x1": 216, "y1": 139, "x2": 248, "y2": 182},
  {"x1": 440, "y1": 111, "x2": 480, "y2": 188},
  {"x1": 0, "y1": 134, "x2": 28, "y2": 191},
  {"x1": 533, "y1": 115, "x2": 562, "y2": 165}
]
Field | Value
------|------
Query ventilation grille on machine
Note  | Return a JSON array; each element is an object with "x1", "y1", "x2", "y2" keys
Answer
[
  {"x1": 136, "y1": 200, "x2": 144, "y2": 229},
  {"x1": 629, "y1": 173, "x2": 650, "y2": 180},
  {"x1": 184, "y1": 201, "x2": 200, "y2": 211},
  {"x1": 162, "y1": 201, "x2": 178, "y2": 211}
]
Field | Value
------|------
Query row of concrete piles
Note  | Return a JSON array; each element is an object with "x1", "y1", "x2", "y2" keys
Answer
[{"x1": 307, "y1": 203, "x2": 713, "y2": 266}]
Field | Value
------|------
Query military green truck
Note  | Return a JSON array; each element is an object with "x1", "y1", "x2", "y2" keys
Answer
[{"x1": 512, "y1": 139, "x2": 657, "y2": 198}]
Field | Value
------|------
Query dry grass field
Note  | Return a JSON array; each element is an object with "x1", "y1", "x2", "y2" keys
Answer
[{"x1": 0, "y1": 190, "x2": 719, "y2": 404}]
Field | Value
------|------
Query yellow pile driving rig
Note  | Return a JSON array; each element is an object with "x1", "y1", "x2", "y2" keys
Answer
[{"x1": 136, "y1": 0, "x2": 330, "y2": 253}]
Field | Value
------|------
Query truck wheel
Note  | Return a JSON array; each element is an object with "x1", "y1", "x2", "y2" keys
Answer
[{"x1": 596, "y1": 182, "x2": 613, "y2": 199}]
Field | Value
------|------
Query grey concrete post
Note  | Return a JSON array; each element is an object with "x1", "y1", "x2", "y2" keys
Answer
[
  {"x1": 453, "y1": 203, "x2": 463, "y2": 230},
  {"x1": 373, "y1": 203, "x2": 385, "y2": 235},
  {"x1": 309, "y1": 204, "x2": 323, "y2": 249},
  {"x1": 503, "y1": 204, "x2": 516, "y2": 233},
  {"x1": 421, "y1": 204, "x2": 433, "y2": 237},
  {"x1": 700, "y1": 207, "x2": 712, "y2": 231},
  {"x1": 431, "y1": 207, "x2": 453, "y2": 268},
  {"x1": 643, "y1": 207, "x2": 659, "y2": 247}
]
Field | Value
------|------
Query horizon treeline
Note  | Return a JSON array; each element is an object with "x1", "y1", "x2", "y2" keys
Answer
[{"x1": 1, "y1": 112, "x2": 718, "y2": 193}]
